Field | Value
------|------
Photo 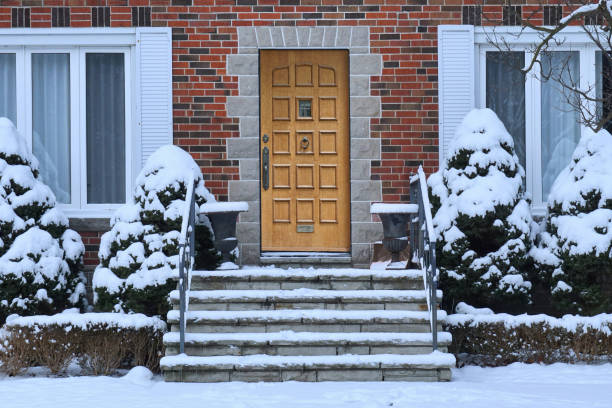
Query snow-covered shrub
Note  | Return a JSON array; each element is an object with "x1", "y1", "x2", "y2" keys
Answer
[
  {"x1": 0, "y1": 312, "x2": 165, "y2": 375},
  {"x1": 429, "y1": 109, "x2": 535, "y2": 312},
  {"x1": 445, "y1": 310, "x2": 612, "y2": 366},
  {"x1": 0, "y1": 118, "x2": 86, "y2": 324},
  {"x1": 531, "y1": 129, "x2": 612, "y2": 315},
  {"x1": 93, "y1": 145, "x2": 220, "y2": 318}
]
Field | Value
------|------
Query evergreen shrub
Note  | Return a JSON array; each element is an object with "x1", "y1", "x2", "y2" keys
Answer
[
  {"x1": 531, "y1": 129, "x2": 612, "y2": 315},
  {"x1": 0, "y1": 118, "x2": 86, "y2": 324},
  {"x1": 93, "y1": 145, "x2": 220, "y2": 318},
  {"x1": 428, "y1": 109, "x2": 535, "y2": 313}
]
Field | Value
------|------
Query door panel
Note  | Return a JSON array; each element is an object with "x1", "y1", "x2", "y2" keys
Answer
[{"x1": 260, "y1": 50, "x2": 350, "y2": 252}]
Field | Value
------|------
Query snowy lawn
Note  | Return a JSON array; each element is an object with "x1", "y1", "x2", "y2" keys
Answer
[{"x1": 1, "y1": 363, "x2": 610, "y2": 408}]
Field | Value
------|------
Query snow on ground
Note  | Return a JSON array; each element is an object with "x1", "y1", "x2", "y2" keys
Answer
[{"x1": 0, "y1": 363, "x2": 610, "y2": 408}]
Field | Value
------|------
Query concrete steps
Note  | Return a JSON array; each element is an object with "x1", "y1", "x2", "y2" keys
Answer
[
  {"x1": 161, "y1": 352, "x2": 455, "y2": 382},
  {"x1": 170, "y1": 288, "x2": 440, "y2": 311},
  {"x1": 163, "y1": 331, "x2": 451, "y2": 356},
  {"x1": 162, "y1": 267, "x2": 454, "y2": 382},
  {"x1": 190, "y1": 268, "x2": 425, "y2": 290},
  {"x1": 167, "y1": 309, "x2": 444, "y2": 333}
]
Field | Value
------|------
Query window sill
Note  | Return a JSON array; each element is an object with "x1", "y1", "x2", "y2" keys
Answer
[
  {"x1": 68, "y1": 218, "x2": 110, "y2": 233},
  {"x1": 61, "y1": 208, "x2": 114, "y2": 232}
]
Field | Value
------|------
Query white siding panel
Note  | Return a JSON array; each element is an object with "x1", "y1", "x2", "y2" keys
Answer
[
  {"x1": 437, "y1": 25, "x2": 475, "y2": 164},
  {"x1": 137, "y1": 29, "x2": 172, "y2": 167}
]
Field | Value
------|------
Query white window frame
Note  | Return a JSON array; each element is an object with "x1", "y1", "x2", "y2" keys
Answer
[
  {"x1": 0, "y1": 28, "x2": 141, "y2": 218},
  {"x1": 474, "y1": 27, "x2": 600, "y2": 215}
]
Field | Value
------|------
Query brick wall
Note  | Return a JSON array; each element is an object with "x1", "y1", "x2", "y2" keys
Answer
[
  {"x1": 0, "y1": 0, "x2": 573, "y2": 262},
  {"x1": 79, "y1": 231, "x2": 104, "y2": 269}
]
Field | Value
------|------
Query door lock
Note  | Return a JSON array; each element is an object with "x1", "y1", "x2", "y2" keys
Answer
[{"x1": 262, "y1": 134, "x2": 269, "y2": 143}]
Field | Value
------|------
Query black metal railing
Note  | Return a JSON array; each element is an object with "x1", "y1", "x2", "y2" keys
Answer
[
  {"x1": 178, "y1": 179, "x2": 196, "y2": 355},
  {"x1": 409, "y1": 166, "x2": 438, "y2": 351}
]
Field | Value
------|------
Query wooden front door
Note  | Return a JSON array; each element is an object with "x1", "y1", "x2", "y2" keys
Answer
[{"x1": 260, "y1": 49, "x2": 350, "y2": 252}]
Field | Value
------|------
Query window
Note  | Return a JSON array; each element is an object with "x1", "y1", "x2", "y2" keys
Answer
[
  {"x1": 0, "y1": 53, "x2": 16, "y2": 123},
  {"x1": 478, "y1": 44, "x2": 602, "y2": 211},
  {"x1": 539, "y1": 52, "x2": 580, "y2": 202},
  {"x1": 485, "y1": 52, "x2": 526, "y2": 170},
  {"x1": 0, "y1": 46, "x2": 131, "y2": 213}
]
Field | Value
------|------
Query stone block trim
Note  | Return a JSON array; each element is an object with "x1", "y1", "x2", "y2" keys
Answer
[
  {"x1": 235, "y1": 26, "x2": 371, "y2": 51},
  {"x1": 227, "y1": 26, "x2": 382, "y2": 266}
]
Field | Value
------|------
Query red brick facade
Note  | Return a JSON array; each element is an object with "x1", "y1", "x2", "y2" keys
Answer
[
  {"x1": 0, "y1": 0, "x2": 570, "y2": 265},
  {"x1": 0, "y1": 1, "x2": 571, "y2": 200}
]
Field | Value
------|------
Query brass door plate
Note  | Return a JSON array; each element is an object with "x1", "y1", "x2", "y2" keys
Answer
[{"x1": 297, "y1": 225, "x2": 314, "y2": 233}]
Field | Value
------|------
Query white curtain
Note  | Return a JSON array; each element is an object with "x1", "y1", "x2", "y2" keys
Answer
[
  {"x1": 86, "y1": 53, "x2": 125, "y2": 204},
  {"x1": 0, "y1": 54, "x2": 17, "y2": 124},
  {"x1": 32, "y1": 53, "x2": 71, "y2": 204},
  {"x1": 486, "y1": 52, "x2": 526, "y2": 170},
  {"x1": 541, "y1": 51, "x2": 581, "y2": 202}
]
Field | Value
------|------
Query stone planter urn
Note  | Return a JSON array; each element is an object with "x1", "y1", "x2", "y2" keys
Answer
[
  {"x1": 200, "y1": 202, "x2": 249, "y2": 270},
  {"x1": 370, "y1": 203, "x2": 418, "y2": 270}
]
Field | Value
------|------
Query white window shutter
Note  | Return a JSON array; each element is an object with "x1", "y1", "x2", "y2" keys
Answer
[
  {"x1": 136, "y1": 28, "x2": 173, "y2": 167},
  {"x1": 437, "y1": 25, "x2": 475, "y2": 164}
]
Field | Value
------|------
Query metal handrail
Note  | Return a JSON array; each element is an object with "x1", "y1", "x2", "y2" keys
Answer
[
  {"x1": 409, "y1": 166, "x2": 438, "y2": 351},
  {"x1": 178, "y1": 179, "x2": 196, "y2": 355}
]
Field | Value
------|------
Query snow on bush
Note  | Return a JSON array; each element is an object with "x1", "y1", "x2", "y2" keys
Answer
[
  {"x1": 428, "y1": 109, "x2": 535, "y2": 312},
  {"x1": 0, "y1": 118, "x2": 85, "y2": 324},
  {"x1": 445, "y1": 307, "x2": 612, "y2": 366},
  {"x1": 93, "y1": 145, "x2": 220, "y2": 318},
  {"x1": 531, "y1": 129, "x2": 612, "y2": 315},
  {"x1": 0, "y1": 311, "x2": 165, "y2": 376}
]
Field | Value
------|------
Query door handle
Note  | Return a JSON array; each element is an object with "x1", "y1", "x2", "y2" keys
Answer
[{"x1": 262, "y1": 146, "x2": 269, "y2": 190}]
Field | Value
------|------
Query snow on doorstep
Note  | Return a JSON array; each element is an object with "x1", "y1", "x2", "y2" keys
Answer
[
  {"x1": 446, "y1": 312, "x2": 612, "y2": 334},
  {"x1": 160, "y1": 351, "x2": 456, "y2": 369},
  {"x1": 217, "y1": 261, "x2": 239, "y2": 270},
  {"x1": 5, "y1": 312, "x2": 166, "y2": 331},
  {"x1": 172, "y1": 288, "x2": 439, "y2": 301},
  {"x1": 163, "y1": 331, "x2": 453, "y2": 344},
  {"x1": 1, "y1": 363, "x2": 611, "y2": 408},
  {"x1": 170, "y1": 309, "x2": 446, "y2": 322},
  {"x1": 370, "y1": 203, "x2": 418, "y2": 214},
  {"x1": 200, "y1": 201, "x2": 249, "y2": 213},
  {"x1": 193, "y1": 266, "x2": 424, "y2": 279}
]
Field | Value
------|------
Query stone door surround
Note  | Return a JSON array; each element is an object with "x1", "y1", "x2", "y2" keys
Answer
[{"x1": 226, "y1": 26, "x2": 383, "y2": 268}]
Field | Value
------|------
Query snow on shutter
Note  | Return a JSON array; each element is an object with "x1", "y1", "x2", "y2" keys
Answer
[
  {"x1": 438, "y1": 25, "x2": 475, "y2": 163},
  {"x1": 136, "y1": 28, "x2": 173, "y2": 167}
]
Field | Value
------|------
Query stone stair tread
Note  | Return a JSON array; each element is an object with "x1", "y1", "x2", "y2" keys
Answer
[
  {"x1": 170, "y1": 288, "x2": 441, "y2": 303},
  {"x1": 167, "y1": 309, "x2": 446, "y2": 324},
  {"x1": 190, "y1": 267, "x2": 424, "y2": 281},
  {"x1": 160, "y1": 351, "x2": 456, "y2": 370},
  {"x1": 163, "y1": 331, "x2": 452, "y2": 346}
]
